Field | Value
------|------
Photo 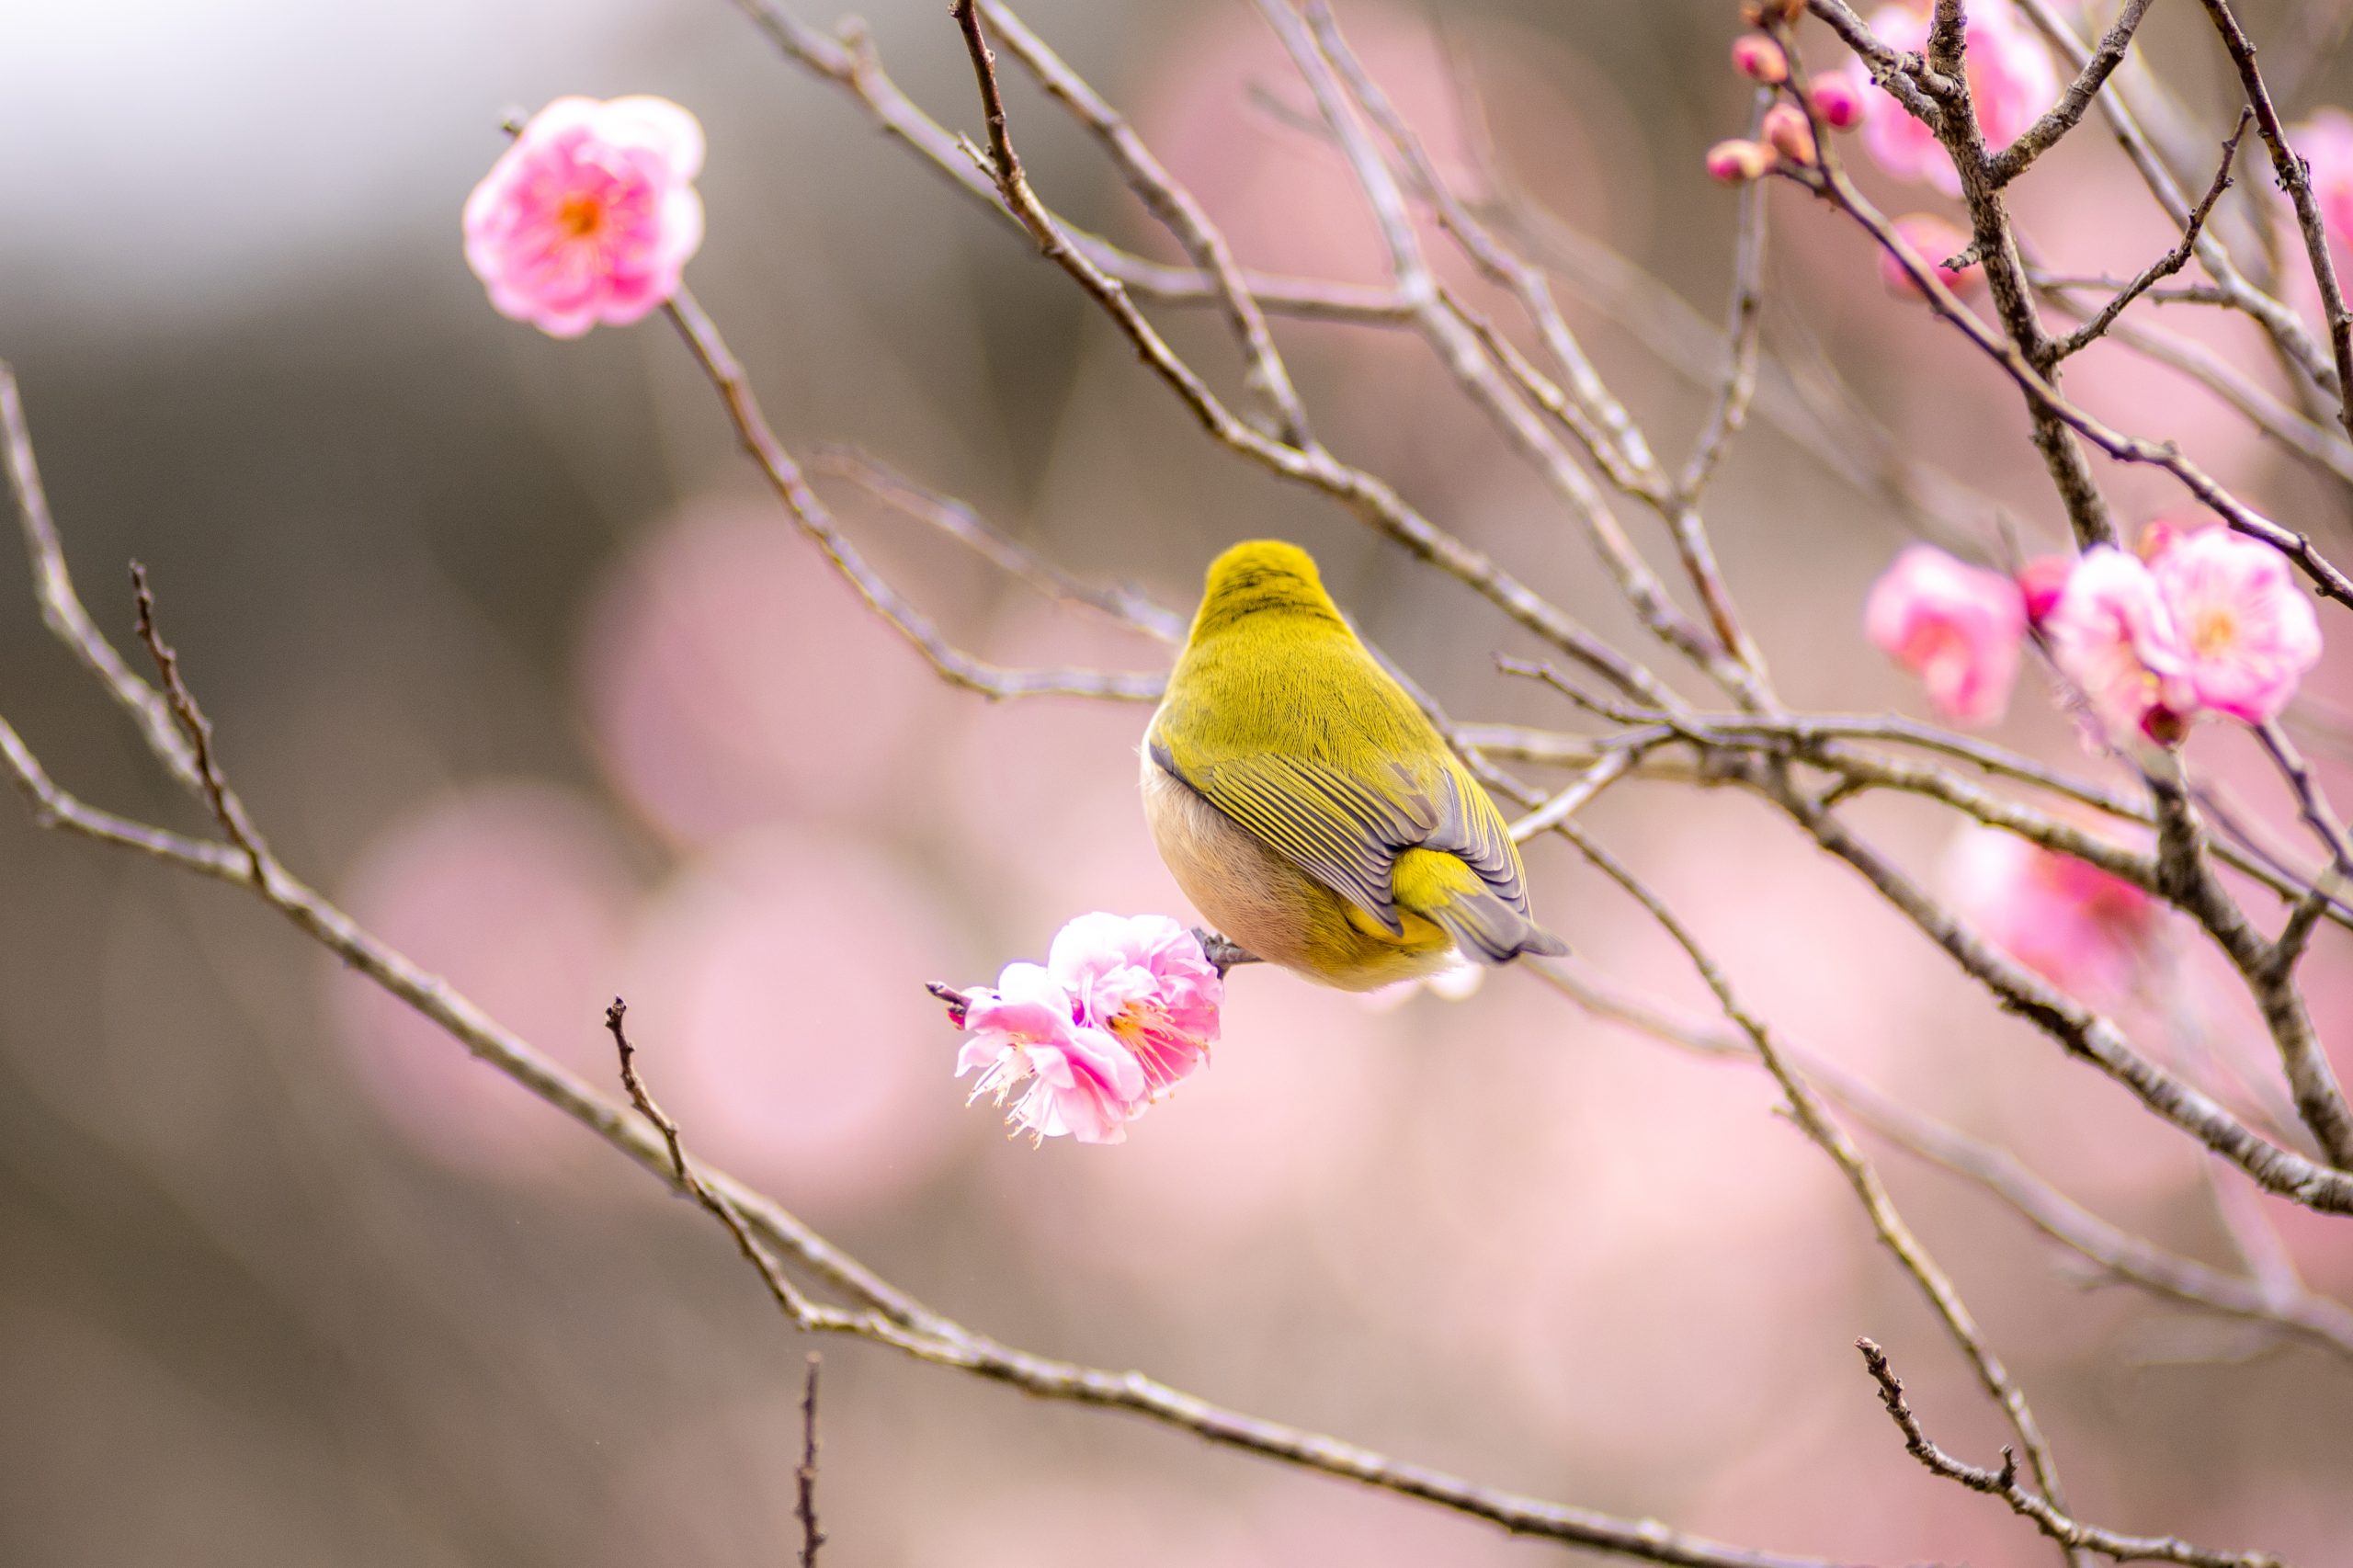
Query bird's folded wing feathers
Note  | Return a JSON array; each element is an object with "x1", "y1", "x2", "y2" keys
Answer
[{"x1": 1149, "y1": 735, "x2": 1531, "y2": 932}]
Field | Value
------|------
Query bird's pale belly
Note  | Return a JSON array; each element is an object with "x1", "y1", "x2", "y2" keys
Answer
[{"x1": 1140, "y1": 750, "x2": 1455, "y2": 991}]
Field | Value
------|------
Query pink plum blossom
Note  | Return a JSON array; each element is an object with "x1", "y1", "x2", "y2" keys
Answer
[
  {"x1": 1045, "y1": 912, "x2": 1222, "y2": 1096},
  {"x1": 1948, "y1": 825, "x2": 2162, "y2": 1001},
  {"x1": 2043, "y1": 545, "x2": 2196, "y2": 744},
  {"x1": 463, "y1": 96, "x2": 705, "y2": 338},
  {"x1": 1864, "y1": 544, "x2": 2027, "y2": 724},
  {"x1": 955, "y1": 915, "x2": 1222, "y2": 1144},
  {"x1": 1846, "y1": 1, "x2": 2056, "y2": 196},
  {"x1": 2149, "y1": 527, "x2": 2322, "y2": 723},
  {"x1": 2291, "y1": 108, "x2": 2353, "y2": 257},
  {"x1": 958, "y1": 963, "x2": 1146, "y2": 1145}
]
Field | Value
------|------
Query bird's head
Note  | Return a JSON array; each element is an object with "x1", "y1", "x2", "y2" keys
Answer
[{"x1": 1191, "y1": 539, "x2": 1343, "y2": 639}]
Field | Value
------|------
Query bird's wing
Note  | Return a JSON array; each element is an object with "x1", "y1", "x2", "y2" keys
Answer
[
  {"x1": 1149, "y1": 733, "x2": 1436, "y2": 936},
  {"x1": 1422, "y1": 761, "x2": 1530, "y2": 914}
]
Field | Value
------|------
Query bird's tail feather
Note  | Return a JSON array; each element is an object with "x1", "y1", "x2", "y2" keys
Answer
[{"x1": 1423, "y1": 887, "x2": 1569, "y2": 965}]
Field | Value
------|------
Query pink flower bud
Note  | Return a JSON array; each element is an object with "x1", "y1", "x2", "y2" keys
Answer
[
  {"x1": 1865, "y1": 545, "x2": 2029, "y2": 725},
  {"x1": 1732, "y1": 35, "x2": 1790, "y2": 85},
  {"x1": 2135, "y1": 517, "x2": 2187, "y2": 562},
  {"x1": 1705, "y1": 138, "x2": 1778, "y2": 185},
  {"x1": 1762, "y1": 102, "x2": 1817, "y2": 165},
  {"x1": 462, "y1": 97, "x2": 707, "y2": 339},
  {"x1": 1879, "y1": 214, "x2": 1982, "y2": 299},
  {"x1": 1809, "y1": 73, "x2": 1868, "y2": 131},
  {"x1": 2017, "y1": 555, "x2": 2073, "y2": 626}
]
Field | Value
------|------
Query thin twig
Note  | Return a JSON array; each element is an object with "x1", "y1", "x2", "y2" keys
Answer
[
  {"x1": 662, "y1": 292, "x2": 1165, "y2": 703},
  {"x1": 1788, "y1": 147, "x2": 2353, "y2": 608},
  {"x1": 2197, "y1": 0, "x2": 2353, "y2": 442},
  {"x1": 1554, "y1": 821, "x2": 2078, "y2": 1520},
  {"x1": 1531, "y1": 962, "x2": 2353, "y2": 1364},
  {"x1": 798, "y1": 1357, "x2": 824, "y2": 1564},
  {"x1": 2052, "y1": 112, "x2": 2250, "y2": 360},
  {"x1": 1989, "y1": 0, "x2": 2159, "y2": 187},
  {"x1": 0, "y1": 364, "x2": 200, "y2": 789},
  {"x1": 1856, "y1": 1340, "x2": 2288, "y2": 1567},
  {"x1": 937, "y1": 0, "x2": 1676, "y2": 707}
]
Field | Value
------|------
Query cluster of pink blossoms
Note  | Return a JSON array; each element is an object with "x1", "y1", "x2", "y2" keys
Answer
[
  {"x1": 2047, "y1": 528, "x2": 2323, "y2": 743},
  {"x1": 463, "y1": 96, "x2": 707, "y2": 338},
  {"x1": 954, "y1": 914, "x2": 1223, "y2": 1145},
  {"x1": 1868, "y1": 528, "x2": 2322, "y2": 744}
]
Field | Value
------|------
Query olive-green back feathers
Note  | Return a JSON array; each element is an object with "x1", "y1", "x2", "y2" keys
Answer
[{"x1": 1151, "y1": 540, "x2": 1557, "y2": 960}]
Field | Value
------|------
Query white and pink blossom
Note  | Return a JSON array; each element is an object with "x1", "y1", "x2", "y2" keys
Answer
[
  {"x1": 953, "y1": 914, "x2": 1223, "y2": 1145},
  {"x1": 463, "y1": 96, "x2": 706, "y2": 338},
  {"x1": 1864, "y1": 545, "x2": 2027, "y2": 725},
  {"x1": 2150, "y1": 527, "x2": 2322, "y2": 724},
  {"x1": 957, "y1": 963, "x2": 1148, "y2": 1145},
  {"x1": 1046, "y1": 912, "x2": 1222, "y2": 1096},
  {"x1": 2042, "y1": 545, "x2": 2196, "y2": 744}
]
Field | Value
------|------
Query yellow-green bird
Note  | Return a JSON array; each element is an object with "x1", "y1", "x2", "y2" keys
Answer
[{"x1": 1142, "y1": 540, "x2": 1567, "y2": 991}]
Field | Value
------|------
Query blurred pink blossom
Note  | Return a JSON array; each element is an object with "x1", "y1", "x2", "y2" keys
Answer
[
  {"x1": 2291, "y1": 108, "x2": 2353, "y2": 256},
  {"x1": 1864, "y1": 544, "x2": 2027, "y2": 724},
  {"x1": 1948, "y1": 824, "x2": 2163, "y2": 1000},
  {"x1": 582, "y1": 499, "x2": 949, "y2": 845},
  {"x1": 1847, "y1": 1, "x2": 2056, "y2": 196},
  {"x1": 2150, "y1": 528, "x2": 2322, "y2": 724},
  {"x1": 1879, "y1": 213, "x2": 1982, "y2": 297},
  {"x1": 462, "y1": 96, "x2": 704, "y2": 338},
  {"x1": 626, "y1": 829, "x2": 966, "y2": 1215},
  {"x1": 959, "y1": 963, "x2": 1145, "y2": 1146},
  {"x1": 1047, "y1": 912, "x2": 1222, "y2": 1096},
  {"x1": 2018, "y1": 553, "x2": 2073, "y2": 625},
  {"x1": 2043, "y1": 545, "x2": 2196, "y2": 744},
  {"x1": 330, "y1": 783, "x2": 636, "y2": 1178},
  {"x1": 957, "y1": 914, "x2": 1222, "y2": 1143}
]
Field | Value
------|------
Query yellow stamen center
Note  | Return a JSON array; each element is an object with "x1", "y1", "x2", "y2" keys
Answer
[
  {"x1": 2188, "y1": 605, "x2": 2237, "y2": 657},
  {"x1": 558, "y1": 195, "x2": 605, "y2": 239}
]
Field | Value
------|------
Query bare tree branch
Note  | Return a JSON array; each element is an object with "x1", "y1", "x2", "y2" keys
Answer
[{"x1": 1856, "y1": 1339, "x2": 2288, "y2": 1568}]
